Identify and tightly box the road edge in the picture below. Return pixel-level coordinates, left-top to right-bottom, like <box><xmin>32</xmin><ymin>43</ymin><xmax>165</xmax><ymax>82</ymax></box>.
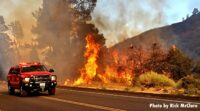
<box><xmin>58</xmin><ymin>86</ymin><xmax>200</xmax><ymax>101</ymax></box>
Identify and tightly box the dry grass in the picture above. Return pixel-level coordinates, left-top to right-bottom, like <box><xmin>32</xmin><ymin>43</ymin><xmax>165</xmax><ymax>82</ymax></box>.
<box><xmin>137</xmin><ymin>71</ymin><xmax>176</xmax><ymax>88</ymax></box>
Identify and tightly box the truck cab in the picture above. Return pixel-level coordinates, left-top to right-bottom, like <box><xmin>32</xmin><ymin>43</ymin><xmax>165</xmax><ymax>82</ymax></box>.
<box><xmin>7</xmin><ymin>62</ymin><xmax>57</xmax><ymax>96</ymax></box>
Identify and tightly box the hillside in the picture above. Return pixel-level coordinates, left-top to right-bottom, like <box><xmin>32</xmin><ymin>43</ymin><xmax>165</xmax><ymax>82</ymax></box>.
<box><xmin>111</xmin><ymin>13</ymin><xmax>200</xmax><ymax>59</ymax></box>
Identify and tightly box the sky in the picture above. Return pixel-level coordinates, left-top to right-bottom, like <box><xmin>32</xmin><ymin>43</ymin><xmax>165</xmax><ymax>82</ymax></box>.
<box><xmin>91</xmin><ymin>0</ymin><xmax>200</xmax><ymax>47</ymax></box>
<box><xmin>0</xmin><ymin>0</ymin><xmax>199</xmax><ymax>47</ymax></box>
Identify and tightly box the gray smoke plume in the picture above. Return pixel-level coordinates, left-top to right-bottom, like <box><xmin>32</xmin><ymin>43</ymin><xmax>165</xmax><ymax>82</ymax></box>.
<box><xmin>32</xmin><ymin>0</ymin><xmax>95</xmax><ymax>83</ymax></box>
<box><xmin>0</xmin><ymin>0</ymin><xmax>101</xmax><ymax>83</ymax></box>
<box><xmin>91</xmin><ymin>0</ymin><xmax>167</xmax><ymax>47</ymax></box>
<box><xmin>0</xmin><ymin>16</ymin><xmax>16</xmax><ymax>80</ymax></box>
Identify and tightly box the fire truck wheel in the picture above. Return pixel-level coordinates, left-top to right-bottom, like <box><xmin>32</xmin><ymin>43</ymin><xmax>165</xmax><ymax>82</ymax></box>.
<box><xmin>20</xmin><ymin>86</ymin><xmax>28</xmax><ymax>97</ymax></box>
<box><xmin>48</xmin><ymin>88</ymin><xmax>56</xmax><ymax>95</ymax></box>
<box><xmin>8</xmin><ymin>85</ymin><xmax>15</xmax><ymax>95</ymax></box>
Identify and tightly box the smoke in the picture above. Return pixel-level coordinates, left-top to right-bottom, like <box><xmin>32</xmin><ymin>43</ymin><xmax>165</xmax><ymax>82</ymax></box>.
<box><xmin>0</xmin><ymin>16</ymin><xmax>15</xmax><ymax>79</ymax></box>
<box><xmin>0</xmin><ymin>0</ymin><xmax>42</xmax><ymax>79</ymax></box>
<box><xmin>0</xmin><ymin>0</ymin><xmax>99</xmax><ymax>82</ymax></box>
<box><xmin>91</xmin><ymin>0</ymin><xmax>168</xmax><ymax>47</ymax></box>
<box><xmin>0</xmin><ymin>0</ymin><xmax>42</xmax><ymax>40</ymax></box>
<box><xmin>0</xmin><ymin>0</ymin><xmax>168</xmax><ymax>81</ymax></box>
<box><xmin>32</xmin><ymin>0</ymin><xmax>87</xmax><ymax>83</ymax></box>
<box><xmin>0</xmin><ymin>0</ymin><xmax>43</xmax><ymax>63</ymax></box>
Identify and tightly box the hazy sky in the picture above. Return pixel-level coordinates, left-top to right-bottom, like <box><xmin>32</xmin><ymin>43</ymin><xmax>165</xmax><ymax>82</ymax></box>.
<box><xmin>0</xmin><ymin>0</ymin><xmax>199</xmax><ymax>47</ymax></box>
<box><xmin>91</xmin><ymin>0</ymin><xmax>200</xmax><ymax>46</ymax></box>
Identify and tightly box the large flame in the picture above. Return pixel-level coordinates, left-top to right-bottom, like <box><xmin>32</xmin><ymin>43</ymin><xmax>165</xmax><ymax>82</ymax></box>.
<box><xmin>99</xmin><ymin>51</ymin><xmax>133</xmax><ymax>85</ymax></box>
<box><xmin>65</xmin><ymin>34</ymin><xmax>133</xmax><ymax>86</ymax></box>
<box><xmin>74</xmin><ymin>34</ymin><xmax>100</xmax><ymax>85</ymax></box>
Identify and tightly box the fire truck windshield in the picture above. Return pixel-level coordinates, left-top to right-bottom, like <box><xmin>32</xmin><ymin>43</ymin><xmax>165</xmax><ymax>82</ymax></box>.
<box><xmin>21</xmin><ymin>65</ymin><xmax>48</xmax><ymax>72</ymax></box>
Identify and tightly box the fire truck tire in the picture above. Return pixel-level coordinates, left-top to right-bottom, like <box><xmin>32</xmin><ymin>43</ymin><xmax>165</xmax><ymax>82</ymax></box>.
<box><xmin>20</xmin><ymin>86</ymin><xmax>28</xmax><ymax>97</ymax></box>
<box><xmin>8</xmin><ymin>84</ymin><xmax>15</xmax><ymax>95</ymax></box>
<box><xmin>48</xmin><ymin>88</ymin><xmax>56</xmax><ymax>95</ymax></box>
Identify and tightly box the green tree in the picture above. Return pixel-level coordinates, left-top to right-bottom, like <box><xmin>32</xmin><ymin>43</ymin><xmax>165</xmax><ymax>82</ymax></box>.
<box><xmin>193</xmin><ymin>61</ymin><xmax>200</xmax><ymax>74</ymax></box>
<box><xmin>192</xmin><ymin>8</ymin><xmax>199</xmax><ymax>15</ymax></box>
<box><xmin>166</xmin><ymin>46</ymin><xmax>192</xmax><ymax>80</ymax></box>
<box><xmin>144</xmin><ymin>43</ymin><xmax>166</xmax><ymax>74</ymax></box>
<box><xmin>32</xmin><ymin>0</ymin><xmax>105</xmax><ymax>81</ymax></box>
<box><xmin>69</xmin><ymin>0</ymin><xmax>97</xmax><ymax>21</ymax></box>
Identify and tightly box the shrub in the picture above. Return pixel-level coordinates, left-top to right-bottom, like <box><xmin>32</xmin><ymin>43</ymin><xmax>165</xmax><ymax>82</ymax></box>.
<box><xmin>176</xmin><ymin>79</ymin><xmax>183</xmax><ymax>89</ymax></box>
<box><xmin>165</xmin><ymin>47</ymin><xmax>192</xmax><ymax>80</ymax></box>
<box><xmin>177</xmin><ymin>75</ymin><xmax>200</xmax><ymax>95</ymax></box>
<box><xmin>193</xmin><ymin>61</ymin><xmax>200</xmax><ymax>74</ymax></box>
<box><xmin>185</xmin><ymin>85</ymin><xmax>198</xmax><ymax>95</ymax></box>
<box><xmin>137</xmin><ymin>71</ymin><xmax>176</xmax><ymax>88</ymax></box>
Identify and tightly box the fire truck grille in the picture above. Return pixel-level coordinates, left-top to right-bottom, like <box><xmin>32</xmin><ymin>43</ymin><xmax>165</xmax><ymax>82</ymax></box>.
<box><xmin>31</xmin><ymin>75</ymin><xmax>50</xmax><ymax>82</ymax></box>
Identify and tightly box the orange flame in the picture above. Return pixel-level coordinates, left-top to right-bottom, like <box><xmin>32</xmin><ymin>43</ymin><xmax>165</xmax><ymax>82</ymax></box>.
<box><xmin>65</xmin><ymin>34</ymin><xmax>134</xmax><ymax>86</ymax></box>
<box><xmin>99</xmin><ymin>51</ymin><xmax>133</xmax><ymax>85</ymax></box>
<box><xmin>74</xmin><ymin>34</ymin><xmax>100</xmax><ymax>85</ymax></box>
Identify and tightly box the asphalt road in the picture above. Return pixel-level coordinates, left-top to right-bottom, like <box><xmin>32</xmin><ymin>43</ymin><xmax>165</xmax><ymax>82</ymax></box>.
<box><xmin>0</xmin><ymin>83</ymin><xmax>200</xmax><ymax>111</ymax></box>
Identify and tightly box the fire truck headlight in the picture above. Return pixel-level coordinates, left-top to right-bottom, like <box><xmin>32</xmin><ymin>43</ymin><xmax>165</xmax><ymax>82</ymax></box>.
<box><xmin>24</xmin><ymin>77</ymin><xmax>30</xmax><ymax>83</ymax></box>
<box><xmin>51</xmin><ymin>75</ymin><xmax>56</xmax><ymax>81</ymax></box>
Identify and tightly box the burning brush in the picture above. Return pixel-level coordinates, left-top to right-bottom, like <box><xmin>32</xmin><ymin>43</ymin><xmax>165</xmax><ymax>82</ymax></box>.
<box><xmin>74</xmin><ymin>33</ymin><xmax>100</xmax><ymax>85</ymax></box>
<box><xmin>65</xmin><ymin>33</ymin><xmax>134</xmax><ymax>86</ymax></box>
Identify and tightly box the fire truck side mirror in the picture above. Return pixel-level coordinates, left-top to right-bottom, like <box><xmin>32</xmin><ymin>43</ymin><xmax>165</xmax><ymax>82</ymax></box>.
<box><xmin>49</xmin><ymin>69</ymin><xmax>54</xmax><ymax>73</ymax></box>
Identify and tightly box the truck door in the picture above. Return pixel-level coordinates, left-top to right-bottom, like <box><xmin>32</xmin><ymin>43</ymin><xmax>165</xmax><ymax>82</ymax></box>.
<box><xmin>12</xmin><ymin>67</ymin><xmax>21</xmax><ymax>88</ymax></box>
<box><xmin>8</xmin><ymin>68</ymin><xmax>14</xmax><ymax>85</ymax></box>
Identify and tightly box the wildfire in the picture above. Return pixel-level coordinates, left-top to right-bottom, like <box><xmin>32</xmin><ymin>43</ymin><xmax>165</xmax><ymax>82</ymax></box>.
<box><xmin>64</xmin><ymin>79</ymin><xmax>70</xmax><ymax>86</ymax></box>
<box><xmin>66</xmin><ymin>34</ymin><xmax>134</xmax><ymax>86</ymax></box>
<box><xmin>100</xmin><ymin>51</ymin><xmax>133</xmax><ymax>85</ymax></box>
<box><xmin>74</xmin><ymin>34</ymin><xmax>100</xmax><ymax>85</ymax></box>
